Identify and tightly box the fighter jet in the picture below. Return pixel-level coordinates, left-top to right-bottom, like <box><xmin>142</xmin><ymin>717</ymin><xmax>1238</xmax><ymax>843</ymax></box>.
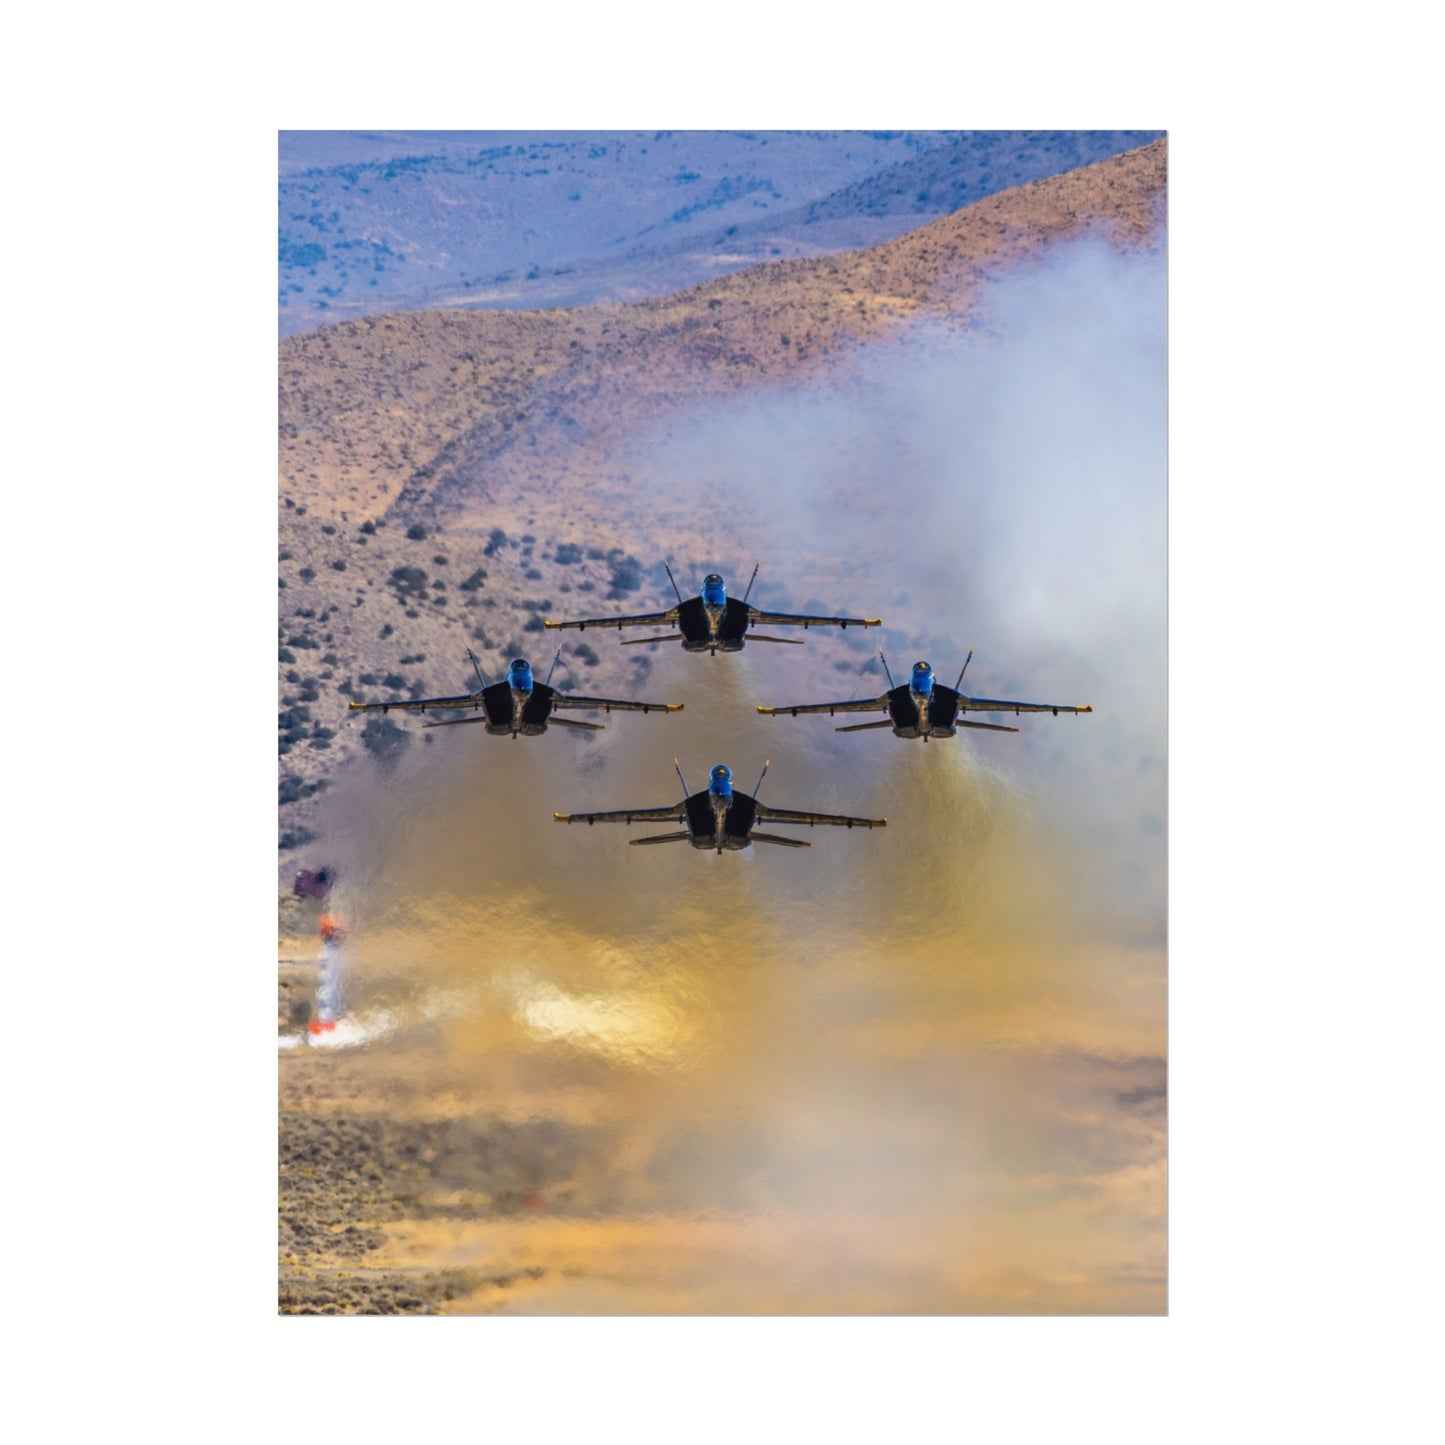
<box><xmin>543</xmin><ymin>562</ymin><xmax>881</xmax><ymax>654</ymax></box>
<box><xmin>346</xmin><ymin>649</ymin><xmax>683</xmax><ymax>737</ymax></box>
<box><xmin>553</xmin><ymin>760</ymin><xmax>887</xmax><ymax>852</ymax></box>
<box><xmin>757</xmin><ymin>648</ymin><xmax>1093</xmax><ymax>741</ymax></box>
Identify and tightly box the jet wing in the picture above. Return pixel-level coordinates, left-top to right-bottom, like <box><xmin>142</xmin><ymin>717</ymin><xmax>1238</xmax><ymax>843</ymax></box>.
<box><xmin>747</xmin><ymin>607</ymin><xmax>881</xmax><ymax>630</ymax></box>
<box><xmin>958</xmin><ymin>694</ymin><xmax>1094</xmax><ymax>716</ymax></box>
<box><xmin>554</xmin><ymin>694</ymin><xmax>684</xmax><ymax>715</ymax></box>
<box><xmin>757</xmin><ymin>694</ymin><xmax>888</xmax><ymax>718</ymax></box>
<box><xmin>553</xmin><ymin>804</ymin><xmax>688</xmax><ymax>825</ymax></box>
<box><xmin>347</xmin><ymin>692</ymin><xmax>480</xmax><ymax>714</ymax></box>
<box><xmin>754</xmin><ymin>803</ymin><xmax>887</xmax><ymax>829</ymax></box>
<box><xmin>544</xmin><ymin>608</ymin><xmax>680</xmax><ymax>632</ymax></box>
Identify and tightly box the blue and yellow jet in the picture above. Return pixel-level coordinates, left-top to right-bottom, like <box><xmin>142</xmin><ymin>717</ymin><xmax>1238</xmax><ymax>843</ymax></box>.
<box><xmin>554</xmin><ymin>760</ymin><xmax>886</xmax><ymax>852</ymax></box>
<box><xmin>544</xmin><ymin>562</ymin><xmax>881</xmax><ymax>654</ymax></box>
<box><xmin>347</xmin><ymin>650</ymin><xmax>683</xmax><ymax>737</ymax></box>
<box><xmin>758</xmin><ymin>648</ymin><xmax>1092</xmax><ymax>741</ymax></box>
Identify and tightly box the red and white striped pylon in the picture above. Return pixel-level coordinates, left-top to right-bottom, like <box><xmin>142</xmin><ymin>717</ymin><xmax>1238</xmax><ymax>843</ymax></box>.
<box><xmin>307</xmin><ymin>913</ymin><xmax>345</xmax><ymax>1036</ymax></box>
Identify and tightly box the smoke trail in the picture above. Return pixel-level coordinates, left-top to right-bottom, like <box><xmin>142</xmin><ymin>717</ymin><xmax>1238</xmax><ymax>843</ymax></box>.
<box><xmin>305</xmin><ymin>236</ymin><xmax>1166</xmax><ymax>1313</ymax></box>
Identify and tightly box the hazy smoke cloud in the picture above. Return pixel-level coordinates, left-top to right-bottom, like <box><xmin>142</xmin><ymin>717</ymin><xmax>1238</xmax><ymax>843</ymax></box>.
<box><xmin>309</xmin><ymin>237</ymin><xmax>1166</xmax><ymax>1313</ymax></box>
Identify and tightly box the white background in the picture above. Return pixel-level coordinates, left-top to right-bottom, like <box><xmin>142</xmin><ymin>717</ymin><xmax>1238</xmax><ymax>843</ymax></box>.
<box><xmin>6</xmin><ymin>4</ymin><xmax>1437</xmax><ymax>1440</ymax></box>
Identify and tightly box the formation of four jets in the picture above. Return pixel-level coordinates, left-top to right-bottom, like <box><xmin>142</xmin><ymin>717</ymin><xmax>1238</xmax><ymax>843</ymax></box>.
<box><xmin>348</xmin><ymin>565</ymin><xmax>1092</xmax><ymax>854</ymax></box>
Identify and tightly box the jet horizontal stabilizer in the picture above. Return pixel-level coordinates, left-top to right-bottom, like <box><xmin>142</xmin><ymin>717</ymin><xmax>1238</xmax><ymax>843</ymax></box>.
<box><xmin>627</xmin><ymin>831</ymin><xmax>694</xmax><ymax>846</ymax></box>
<box><xmin>836</xmin><ymin>719</ymin><xmax>896</xmax><ymax>733</ymax></box>
<box><xmin>749</xmin><ymin>832</ymin><xmax>812</xmax><ymax>848</ymax></box>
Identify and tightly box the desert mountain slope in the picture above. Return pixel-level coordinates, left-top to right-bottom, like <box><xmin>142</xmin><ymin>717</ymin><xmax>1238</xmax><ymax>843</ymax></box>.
<box><xmin>279</xmin><ymin>130</ymin><xmax>1159</xmax><ymax>332</ymax></box>
<box><xmin>276</xmin><ymin>138</ymin><xmax>1165</xmax><ymax>867</ymax></box>
<box><xmin>281</xmin><ymin>139</ymin><xmax>1164</xmax><ymax>523</ymax></box>
<box><xmin>279</xmin><ymin>131</ymin><xmax>965</xmax><ymax>334</ymax></box>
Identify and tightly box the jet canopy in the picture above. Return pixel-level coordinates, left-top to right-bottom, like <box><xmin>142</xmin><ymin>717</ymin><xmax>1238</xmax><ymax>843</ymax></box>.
<box><xmin>701</xmin><ymin>574</ymin><xmax>727</xmax><ymax>607</ymax></box>
<box><xmin>708</xmin><ymin>763</ymin><xmax>734</xmax><ymax>798</ymax></box>
<box><xmin>508</xmin><ymin>658</ymin><xmax>534</xmax><ymax>692</ymax></box>
<box><xmin>911</xmin><ymin>661</ymin><xmax>935</xmax><ymax>694</ymax></box>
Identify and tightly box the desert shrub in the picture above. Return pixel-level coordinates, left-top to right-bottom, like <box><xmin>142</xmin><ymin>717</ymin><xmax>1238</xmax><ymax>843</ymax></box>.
<box><xmin>573</xmin><ymin>642</ymin><xmax>600</xmax><ymax>667</ymax></box>
<box><xmin>279</xmin><ymin>774</ymin><xmax>330</xmax><ymax>806</ymax></box>
<box><xmin>525</xmin><ymin>567</ymin><xmax>542</xmax><ymax>580</ymax></box>
<box><xmin>298</xmin><ymin>566</ymin><xmax>316</xmax><ymax>581</ymax></box>
<box><xmin>399</xmin><ymin>654</ymin><xmax>426</xmax><ymax>665</ymax></box>
<box><xmin>388</xmin><ymin>566</ymin><xmax>428</xmax><ymax>597</ymax></box>
<box><xmin>606</xmin><ymin>555</ymin><xmax>644</xmax><ymax>598</ymax></box>
<box><xmin>360</xmin><ymin>520</ymin><xmax>376</xmax><ymax>535</ymax></box>
<box><xmin>383</xmin><ymin>673</ymin><xmax>405</xmax><ymax>691</ymax></box>
<box><xmin>361</xmin><ymin>717</ymin><xmax>409</xmax><ymax>768</ymax></box>
<box><xmin>460</xmin><ymin>568</ymin><xmax>487</xmax><ymax>591</ymax></box>
<box><xmin>278</xmin><ymin>647</ymin><xmax>296</xmax><ymax>663</ymax></box>
<box><xmin>553</xmin><ymin>543</ymin><xmax>583</xmax><ymax>566</ymax></box>
<box><xmin>432</xmin><ymin>555</ymin><xmax>448</xmax><ymax>566</ymax></box>
<box><xmin>483</xmin><ymin>527</ymin><xmax>507</xmax><ymax>557</ymax></box>
<box><xmin>406</xmin><ymin>523</ymin><xmax>427</xmax><ymax>541</ymax></box>
<box><xmin>279</xmin><ymin>826</ymin><xmax>317</xmax><ymax>852</ymax></box>
<box><xmin>379</xmin><ymin>623</ymin><xmax>393</xmax><ymax>638</ymax></box>
<box><xmin>330</xmin><ymin>560</ymin><xmax>346</xmax><ymax>572</ymax></box>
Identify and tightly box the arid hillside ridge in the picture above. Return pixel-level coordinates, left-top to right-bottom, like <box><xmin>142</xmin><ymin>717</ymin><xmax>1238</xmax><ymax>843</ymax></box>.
<box><xmin>276</xmin><ymin>139</ymin><xmax>1166</xmax><ymax>882</ymax></box>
